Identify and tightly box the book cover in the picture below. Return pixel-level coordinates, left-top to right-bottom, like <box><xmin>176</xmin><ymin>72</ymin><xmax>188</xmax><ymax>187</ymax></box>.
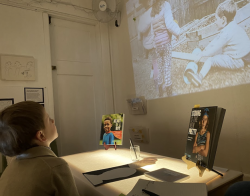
<box><xmin>185</xmin><ymin>106</ymin><xmax>226</xmax><ymax>170</ymax></box>
<box><xmin>99</xmin><ymin>113</ymin><xmax>124</xmax><ymax>145</ymax></box>
<box><xmin>145</xmin><ymin>168</ymin><xmax>190</xmax><ymax>182</ymax></box>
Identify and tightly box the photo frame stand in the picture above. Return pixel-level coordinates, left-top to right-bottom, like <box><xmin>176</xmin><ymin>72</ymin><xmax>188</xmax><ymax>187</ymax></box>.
<box><xmin>103</xmin><ymin>142</ymin><xmax>117</xmax><ymax>150</ymax></box>
<box><xmin>181</xmin><ymin>156</ymin><xmax>223</xmax><ymax>177</ymax></box>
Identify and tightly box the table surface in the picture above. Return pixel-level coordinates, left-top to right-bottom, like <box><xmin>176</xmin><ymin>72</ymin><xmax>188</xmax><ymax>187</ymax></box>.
<box><xmin>61</xmin><ymin>148</ymin><xmax>243</xmax><ymax>196</ymax></box>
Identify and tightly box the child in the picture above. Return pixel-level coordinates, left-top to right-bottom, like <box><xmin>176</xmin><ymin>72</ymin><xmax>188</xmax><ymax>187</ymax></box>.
<box><xmin>150</xmin><ymin>0</ymin><xmax>180</xmax><ymax>96</ymax></box>
<box><xmin>192</xmin><ymin>109</ymin><xmax>210</xmax><ymax>160</ymax></box>
<box><xmin>137</xmin><ymin>1</ymin><xmax>159</xmax><ymax>90</ymax></box>
<box><xmin>188</xmin><ymin>0</ymin><xmax>250</xmax><ymax>87</ymax></box>
<box><xmin>102</xmin><ymin>116</ymin><xmax>114</xmax><ymax>145</ymax></box>
<box><xmin>0</xmin><ymin>101</ymin><xmax>79</xmax><ymax>196</ymax></box>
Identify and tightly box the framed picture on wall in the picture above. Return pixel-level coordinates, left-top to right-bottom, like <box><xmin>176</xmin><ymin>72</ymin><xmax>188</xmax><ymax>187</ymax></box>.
<box><xmin>0</xmin><ymin>98</ymin><xmax>14</xmax><ymax>111</ymax></box>
<box><xmin>0</xmin><ymin>55</ymin><xmax>36</xmax><ymax>81</ymax></box>
<box><xmin>24</xmin><ymin>87</ymin><xmax>44</xmax><ymax>103</ymax></box>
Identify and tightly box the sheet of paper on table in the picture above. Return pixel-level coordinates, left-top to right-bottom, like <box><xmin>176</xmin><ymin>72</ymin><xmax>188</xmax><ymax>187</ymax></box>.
<box><xmin>83</xmin><ymin>164</ymin><xmax>147</xmax><ymax>186</ymax></box>
<box><xmin>127</xmin><ymin>179</ymin><xmax>207</xmax><ymax>196</ymax></box>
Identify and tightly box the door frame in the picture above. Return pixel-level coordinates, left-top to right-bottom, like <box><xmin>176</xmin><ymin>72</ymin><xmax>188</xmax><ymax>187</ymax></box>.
<box><xmin>43</xmin><ymin>12</ymin><xmax>115</xmax><ymax>155</ymax></box>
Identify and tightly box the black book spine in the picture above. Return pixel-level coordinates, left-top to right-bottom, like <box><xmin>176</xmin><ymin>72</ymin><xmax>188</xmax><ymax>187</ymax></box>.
<box><xmin>202</xmin><ymin>106</ymin><xmax>217</xmax><ymax>169</ymax></box>
<box><xmin>207</xmin><ymin>107</ymin><xmax>226</xmax><ymax>170</ymax></box>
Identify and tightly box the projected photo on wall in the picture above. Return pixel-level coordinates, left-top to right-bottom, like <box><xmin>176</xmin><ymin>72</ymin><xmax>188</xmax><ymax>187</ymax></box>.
<box><xmin>125</xmin><ymin>0</ymin><xmax>250</xmax><ymax>99</ymax></box>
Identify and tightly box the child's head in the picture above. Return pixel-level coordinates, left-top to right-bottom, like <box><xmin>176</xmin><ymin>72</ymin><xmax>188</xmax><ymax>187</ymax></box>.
<box><xmin>150</xmin><ymin>0</ymin><xmax>166</xmax><ymax>17</ymax></box>
<box><xmin>0</xmin><ymin>101</ymin><xmax>57</xmax><ymax>157</ymax></box>
<box><xmin>104</xmin><ymin>117</ymin><xmax>112</xmax><ymax>133</ymax></box>
<box><xmin>199</xmin><ymin>113</ymin><xmax>209</xmax><ymax>129</ymax></box>
<box><xmin>215</xmin><ymin>0</ymin><xmax>237</xmax><ymax>30</ymax></box>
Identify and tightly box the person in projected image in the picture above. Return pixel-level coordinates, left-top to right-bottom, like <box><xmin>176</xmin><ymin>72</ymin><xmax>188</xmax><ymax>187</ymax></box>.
<box><xmin>150</xmin><ymin>0</ymin><xmax>180</xmax><ymax>97</ymax></box>
<box><xmin>137</xmin><ymin>0</ymin><xmax>154</xmax><ymax>59</ymax></box>
<box><xmin>192</xmin><ymin>108</ymin><xmax>210</xmax><ymax>162</ymax></box>
<box><xmin>138</xmin><ymin>0</ymin><xmax>159</xmax><ymax>91</ymax></box>
<box><xmin>0</xmin><ymin>101</ymin><xmax>79</xmax><ymax>196</ymax></box>
<box><xmin>102</xmin><ymin>116</ymin><xmax>115</xmax><ymax>145</ymax></box>
<box><xmin>187</xmin><ymin>0</ymin><xmax>250</xmax><ymax>87</ymax></box>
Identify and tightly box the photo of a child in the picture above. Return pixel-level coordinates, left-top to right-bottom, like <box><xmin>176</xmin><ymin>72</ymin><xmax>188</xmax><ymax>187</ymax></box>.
<box><xmin>102</xmin><ymin>117</ymin><xmax>115</xmax><ymax>145</ymax></box>
<box><xmin>150</xmin><ymin>0</ymin><xmax>180</xmax><ymax>97</ymax></box>
<box><xmin>126</xmin><ymin>0</ymin><xmax>250</xmax><ymax>99</ymax></box>
<box><xmin>99</xmin><ymin>113</ymin><xmax>124</xmax><ymax>146</ymax></box>
<box><xmin>192</xmin><ymin>108</ymin><xmax>210</xmax><ymax>160</ymax></box>
<box><xmin>187</xmin><ymin>0</ymin><xmax>250</xmax><ymax>87</ymax></box>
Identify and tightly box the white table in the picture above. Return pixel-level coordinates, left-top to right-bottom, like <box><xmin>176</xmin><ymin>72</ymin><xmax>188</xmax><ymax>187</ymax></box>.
<box><xmin>61</xmin><ymin>149</ymin><xmax>243</xmax><ymax>196</ymax></box>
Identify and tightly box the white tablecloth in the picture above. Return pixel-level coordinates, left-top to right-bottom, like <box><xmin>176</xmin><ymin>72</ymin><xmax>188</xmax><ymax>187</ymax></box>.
<box><xmin>61</xmin><ymin>148</ymin><xmax>242</xmax><ymax>196</ymax></box>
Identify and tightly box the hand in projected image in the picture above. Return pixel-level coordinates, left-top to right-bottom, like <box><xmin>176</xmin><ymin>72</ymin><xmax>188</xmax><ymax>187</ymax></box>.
<box><xmin>129</xmin><ymin>157</ymin><xmax>158</xmax><ymax>169</ymax></box>
<box><xmin>194</xmin><ymin>53</ymin><xmax>203</xmax><ymax>63</ymax></box>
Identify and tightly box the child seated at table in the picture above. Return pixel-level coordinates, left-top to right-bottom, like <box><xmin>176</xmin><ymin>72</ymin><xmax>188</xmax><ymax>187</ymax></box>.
<box><xmin>187</xmin><ymin>0</ymin><xmax>250</xmax><ymax>87</ymax></box>
<box><xmin>0</xmin><ymin>101</ymin><xmax>79</xmax><ymax>196</ymax></box>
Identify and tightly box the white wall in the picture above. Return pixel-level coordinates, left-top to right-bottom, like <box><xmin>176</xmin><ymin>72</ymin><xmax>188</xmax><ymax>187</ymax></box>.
<box><xmin>109</xmin><ymin>1</ymin><xmax>250</xmax><ymax>180</ymax></box>
<box><xmin>0</xmin><ymin>0</ymin><xmax>113</xmax><ymax>170</ymax></box>
<box><xmin>0</xmin><ymin>0</ymin><xmax>94</xmax><ymax>20</ymax></box>
<box><xmin>0</xmin><ymin>3</ymin><xmax>53</xmax><ymax>172</ymax></box>
<box><xmin>0</xmin><ymin>6</ymin><xmax>54</xmax><ymax>114</ymax></box>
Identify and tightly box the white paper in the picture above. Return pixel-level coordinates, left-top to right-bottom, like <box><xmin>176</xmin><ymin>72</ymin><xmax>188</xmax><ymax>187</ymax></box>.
<box><xmin>24</xmin><ymin>88</ymin><xmax>44</xmax><ymax>102</ymax></box>
<box><xmin>127</xmin><ymin>179</ymin><xmax>207</xmax><ymax>196</ymax></box>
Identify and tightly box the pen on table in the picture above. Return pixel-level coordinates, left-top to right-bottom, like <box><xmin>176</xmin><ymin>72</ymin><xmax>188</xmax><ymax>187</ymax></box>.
<box><xmin>142</xmin><ymin>189</ymin><xmax>159</xmax><ymax>196</ymax></box>
<box><xmin>129</xmin><ymin>138</ymin><xmax>137</xmax><ymax>160</ymax></box>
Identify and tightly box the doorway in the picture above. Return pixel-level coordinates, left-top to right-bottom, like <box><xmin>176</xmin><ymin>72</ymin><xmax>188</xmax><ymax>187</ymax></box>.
<box><xmin>50</xmin><ymin>18</ymin><xmax>107</xmax><ymax>156</ymax></box>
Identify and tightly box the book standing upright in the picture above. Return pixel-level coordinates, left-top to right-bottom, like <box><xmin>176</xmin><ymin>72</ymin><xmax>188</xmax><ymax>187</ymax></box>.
<box><xmin>185</xmin><ymin>106</ymin><xmax>226</xmax><ymax>170</ymax></box>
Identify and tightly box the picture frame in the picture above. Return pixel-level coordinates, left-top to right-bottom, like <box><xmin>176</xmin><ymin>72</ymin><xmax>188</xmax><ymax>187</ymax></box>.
<box><xmin>0</xmin><ymin>98</ymin><xmax>14</xmax><ymax>111</ymax></box>
<box><xmin>24</xmin><ymin>87</ymin><xmax>44</xmax><ymax>103</ymax></box>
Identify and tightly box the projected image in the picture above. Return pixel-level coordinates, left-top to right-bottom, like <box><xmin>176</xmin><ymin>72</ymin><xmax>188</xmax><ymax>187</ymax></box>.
<box><xmin>126</xmin><ymin>0</ymin><xmax>250</xmax><ymax>99</ymax></box>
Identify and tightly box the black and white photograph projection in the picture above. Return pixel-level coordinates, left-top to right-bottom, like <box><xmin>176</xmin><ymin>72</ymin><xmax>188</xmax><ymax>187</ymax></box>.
<box><xmin>126</xmin><ymin>0</ymin><xmax>250</xmax><ymax>99</ymax></box>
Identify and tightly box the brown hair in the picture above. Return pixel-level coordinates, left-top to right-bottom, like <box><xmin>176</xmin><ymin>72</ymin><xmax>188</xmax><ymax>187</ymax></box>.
<box><xmin>216</xmin><ymin>0</ymin><xmax>237</xmax><ymax>23</ymax></box>
<box><xmin>0</xmin><ymin>101</ymin><xmax>45</xmax><ymax>156</ymax></box>
<box><xmin>104</xmin><ymin>116</ymin><xmax>112</xmax><ymax>124</ymax></box>
<box><xmin>151</xmin><ymin>0</ymin><xmax>166</xmax><ymax>17</ymax></box>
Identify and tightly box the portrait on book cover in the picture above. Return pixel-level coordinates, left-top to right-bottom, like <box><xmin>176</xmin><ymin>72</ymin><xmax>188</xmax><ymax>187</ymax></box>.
<box><xmin>186</xmin><ymin>107</ymin><xmax>216</xmax><ymax>166</ymax></box>
<box><xmin>185</xmin><ymin>106</ymin><xmax>225</xmax><ymax>169</ymax></box>
<box><xmin>99</xmin><ymin>113</ymin><xmax>124</xmax><ymax>145</ymax></box>
<box><xmin>192</xmin><ymin>108</ymin><xmax>211</xmax><ymax>161</ymax></box>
